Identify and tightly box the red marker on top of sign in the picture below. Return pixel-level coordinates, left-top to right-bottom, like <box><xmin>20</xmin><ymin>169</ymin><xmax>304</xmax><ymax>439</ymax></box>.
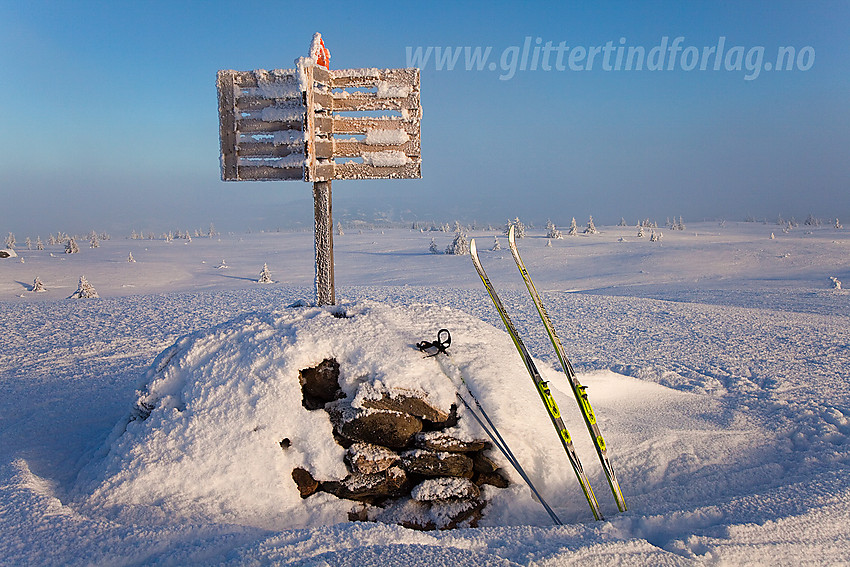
<box><xmin>310</xmin><ymin>33</ymin><xmax>330</xmax><ymax>69</ymax></box>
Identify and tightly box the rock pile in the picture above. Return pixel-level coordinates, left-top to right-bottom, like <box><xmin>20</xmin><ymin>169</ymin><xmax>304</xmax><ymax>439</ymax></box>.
<box><xmin>290</xmin><ymin>358</ymin><xmax>510</xmax><ymax>530</ymax></box>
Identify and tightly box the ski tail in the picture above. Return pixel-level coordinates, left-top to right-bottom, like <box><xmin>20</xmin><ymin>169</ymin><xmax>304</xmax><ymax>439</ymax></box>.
<box><xmin>469</xmin><ymin>238</ymin><xmax>603</xmax><ymax>521</ymax></box>
<box><xmin>507</xmin><ymin>225</ymin><xmax>627</xmax><ymax>512</ymax></box>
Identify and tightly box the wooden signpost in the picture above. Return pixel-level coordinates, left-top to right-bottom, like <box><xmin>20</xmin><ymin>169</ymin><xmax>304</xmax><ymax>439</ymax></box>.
<box><xmin>217</xmin><ymin>34</ymin><xmax>421</xmax><ymax>305</ymax></box>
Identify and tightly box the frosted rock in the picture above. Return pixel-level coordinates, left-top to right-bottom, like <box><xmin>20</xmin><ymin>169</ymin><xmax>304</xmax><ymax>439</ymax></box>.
<box><xmin>411</xmin><ymin>477</ymin><xmax>480</xmax><ymax>502</ymax></box>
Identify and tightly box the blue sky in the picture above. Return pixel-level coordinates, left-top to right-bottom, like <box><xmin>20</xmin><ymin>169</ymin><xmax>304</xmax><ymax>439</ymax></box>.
<box><xmin>1</xmin><ymin>0</ymin><xmax>848</xmax><ymax>235</ymax></box>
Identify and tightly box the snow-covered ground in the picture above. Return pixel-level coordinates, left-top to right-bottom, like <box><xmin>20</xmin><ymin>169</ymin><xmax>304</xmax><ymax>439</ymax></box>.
<box><xmin>1</xmin><ymin>221</ymin><xmax>849</xmax><ymax>566</ymax></box>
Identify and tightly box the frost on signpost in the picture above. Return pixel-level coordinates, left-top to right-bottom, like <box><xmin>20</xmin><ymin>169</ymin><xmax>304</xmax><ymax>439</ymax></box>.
<box><xmin>216</xmin><ymin>33</ymin><xmax>422</xmax><ymax>306</ymax></box>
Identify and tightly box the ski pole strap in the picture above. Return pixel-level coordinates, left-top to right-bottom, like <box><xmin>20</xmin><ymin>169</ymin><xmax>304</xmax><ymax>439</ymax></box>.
<box><xmin>417</xmin><ymin>329</ymin><xmax>451</xmax><ymax>357</ymax></box>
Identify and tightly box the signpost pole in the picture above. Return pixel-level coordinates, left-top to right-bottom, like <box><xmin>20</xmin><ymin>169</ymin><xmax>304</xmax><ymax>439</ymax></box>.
<box><xmin>313</xmin><ymin>179</ymin><xmax>335</xmax><ymax>306</ymax></box>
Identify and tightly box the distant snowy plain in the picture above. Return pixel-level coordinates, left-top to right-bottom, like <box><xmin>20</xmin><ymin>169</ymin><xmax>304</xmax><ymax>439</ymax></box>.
<box><xmin>1</xmin><ymin>222</ymin><xmax>849</xmax><ymax>566</ymax></box>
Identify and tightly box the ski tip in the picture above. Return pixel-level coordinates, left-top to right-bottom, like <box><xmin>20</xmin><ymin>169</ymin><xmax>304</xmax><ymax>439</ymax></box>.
<box><xmin>470</xmin><ymin>238</ymin><xmax>478</xmax><ymax>256</ymax></box>
<box><xmin>508</xmin><ymin>224</ymin><xmax>515</xmax><ymax>246</ymax></box>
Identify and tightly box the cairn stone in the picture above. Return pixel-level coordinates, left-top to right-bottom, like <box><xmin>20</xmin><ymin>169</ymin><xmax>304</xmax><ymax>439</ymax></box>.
<box><xmin>346</xmin><ymin>443</ymin><xmax>400</xmax><ymax>474</ymax></box>
<box><xmin>400</xmin><ymin>449</ymin><xmax>474</xmax><ymax>478</ymax></box>
<box><xmin>471</xmin><ymin>451</ymin><xmax>499</xmax><ymax>473</ymax></box>
<box><xmin>475</xmin><ymin>470</ymin><xmax>510</xmax><ymax>489</ymax></box>
<box><xmin>358</xmin><ymin>385</ymin><xmax>450</xmax><ymax>423</ymax></box>
<box><xmin>411</xmin><ymin>477</ymin><xmax>480</xmax><ymax>502</ymax></box>
<box><xmin>413</xmin><ymin>431</ymin><xmax>491</xmax><ymax>453</ymax></box>
<box><xmin>321</xmin><ymin>466</ymin><xmax>409</xmax><ymax>502</ymax></box>
<box><xmin>375</xmin><ymin>497</ymin><xmax>485</xmax><ymax>530</ymax></box>
<box><xmin>291</xmin><ymin>467</ymin><xmax>320</xmax><ymax>498</ymax></box>
<box><xmin>328</xmin><ymin>403</ymin><xmax>422</xmax><ymax>449</ymax></box>
<box><xmin>299</xmin><ymin>358</ymin><xmax>344</xmax><ymax>410</ymax></box>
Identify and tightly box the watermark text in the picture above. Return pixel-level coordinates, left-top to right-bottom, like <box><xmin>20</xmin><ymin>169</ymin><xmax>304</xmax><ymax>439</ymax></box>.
<box><xmin>406</xmin><ymin>36</ymin><xmax>815</xmax><ymax>81</ymax></box>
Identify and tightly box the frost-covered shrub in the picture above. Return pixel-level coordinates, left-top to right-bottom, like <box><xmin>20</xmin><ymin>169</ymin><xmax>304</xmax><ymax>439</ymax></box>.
<box><xmin>491</xmin><ymin>236</ymin><xmax>501</xmax><ymax>251</ymax></box>
<box><xmin>336</xmin><ymin>222</ymin><xmax>344</xmax><ymax>236</ymax></box>
<box><xmin>505</xmin><ymin>218</ymin><xmax>525</xmax><ymax>239</ymax></box>
<box><xmin>36</xmin><ymin>237</ymin><xmax>44</xmax><ymax>250</ymax></box>
<box><xmin>568</xmin><ymin>217</ymin><xmax>578</xmax><ymax>236</ymax></box>
<box><xmin>65</xmin><ymin>238</ymin><xmax>80</xmax><ymax>254</ymax></box>
<box><xmin>830</xmin><ymin>277</ymin><xmax>842</xmax><ymax>290</ymax></box>
<box><xmin>69</xmin><ymin>276</ymin><xmax>98</xmax><ymax>299</ymax></box>
<box><xmin>445</xmin><ymin>231</ymin><xmax>470</xmax><ymax>255</ymax></box>
<box><xmin>31</xmin><ymin>276</ymin><xmax>46</xmax><ymax>292</ymax></box>
<box><xmin>90</xmin><ymin>231</ymin><xmax>100</xmax><ymax>248</ymax></box>
<box><xmin>5</xmin><ymin>233</ymin><xmax>15</xmax><ymax>249</ymax></box>
<box><xmin>637</xmin><ymin>225</ymin><xmax>646</xmax><ymax>238</ymax></box>
<box><xmin>128</xmin><ymin>252</ymin><xmax>136</xmax><ymax>263</ymax></box>
<box><xmin>429</xmin><ymin>238</ymin><xmax>440</xmax><ymax>254</ymax></box>
<box><xmin>258</xmin><ymin>263</ymin><xmax>274</xmax><ymax>284</ymax></box>
<box><xmin>584</xmin><ymin>216</ymin><xmax>599</xmax><ymax>235</ymax></box>
<box><xmin>546</xmin><ymin>220</ymin><xmax>563</xmax><ymax>240</ymax></box>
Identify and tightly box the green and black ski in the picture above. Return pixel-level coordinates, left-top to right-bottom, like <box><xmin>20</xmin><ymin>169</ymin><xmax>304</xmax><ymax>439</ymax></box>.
<box><xmin>469</xmin><ymin>238</ymin><xmax>603</xmax><ymax>521</ymax></box>
<box><xmin>508</xmin><ymin>225</ymin><xmax>627</xmax><ymax>512</ymax></box>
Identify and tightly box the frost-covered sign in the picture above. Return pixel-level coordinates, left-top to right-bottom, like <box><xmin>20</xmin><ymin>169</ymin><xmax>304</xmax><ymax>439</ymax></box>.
<box><xmin>216</xmin><ymin>34</ymin><xmax>422</xmax><ymax>306</ymax></box>
<box><xmin>216</xmin><ymin>58</ymin><xmax>421</xmax><ymax>182</ymax></box>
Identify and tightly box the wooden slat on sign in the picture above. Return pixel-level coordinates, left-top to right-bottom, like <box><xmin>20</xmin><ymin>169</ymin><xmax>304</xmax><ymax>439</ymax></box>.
<box><xmin>330</xmin><ymin>116</ymin><xmax>419</xmax><ymax>136</ymax></box>
<box><xmin>330</xmin><ymin>68</ymin><xmax>419</xmax><ymax>88</ymax></box>
<box><xmin>232</xmin><ymin>165</ymin><xmax>306</xmax><ymax>181</ymax></box>
<box><xmin>236</xmin><ymin>143</ymin><xmax>303</xmax><ymax>158</ymax></box>
<box><xmin>331</xmin><ymin>94</ymin><xmax>419</xmax><ymax>112</ymax></box>
<box><xmin>333</xmin><ymin>162</ymin><xmax>421</xmax><ymax>180</ymax></box>
<box><xmin>332</xmin><ymin>139</ymin><xmax>420</xmax><ymax>158</ymax></box>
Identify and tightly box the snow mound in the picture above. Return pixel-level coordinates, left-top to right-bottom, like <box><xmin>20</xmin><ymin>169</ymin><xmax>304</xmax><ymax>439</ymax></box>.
<box><xmin>77</xmin><ymin>301</ymin><xmax>575</xmax><ymax>529</ymax></box>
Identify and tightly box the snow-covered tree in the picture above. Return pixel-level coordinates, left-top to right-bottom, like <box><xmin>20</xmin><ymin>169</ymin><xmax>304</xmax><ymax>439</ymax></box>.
<box><xmin>568</xmin><ymin>217</ymin><xmax>578</xmax><ymax>236</ymax></box>
<box><xmin>835</xmin><ymin>219</ymin><xmax>843</xmax><ymax>229</ymax></box>
<box><xmin>48</xmin><ymin>234</ymin><xmax>57</xmax><ymax>246</ymax></box>
<box><xmin>546</xmin><ymin>220</ymin><xmax>563</xmax><ymax>240</ymax></box>
<box><xmin>216</xmin><ymin>259</ymin><xmax>228</xmax><ymax>269</ymax></box>
<box><xmin>258</xmin><ymin>263</ymin><xmax>274</xmax><ymax>283</ymax></box>
<box><xmin>429</xmin><ymin>238</ymin><xmax>440</xmax><ymax>254</ymax></box>
<box><xmin>36</xmin><ymin>236</ymin><xmax>44</xmax><ymax>251</ymax></box>
<box><xmin>90</xmin><ymin>231</ymin><xmax>100</xmax><ymax>248</ymax></box>
<box><xmin>584</xmin><ymin>216</ymin><xmax>599</xmax><ymax>235</ymax></box>
<box><xmin>24</xmin><ymin>237</ymin><xmax>32</xmax><ymax>250</ymax></box>
<box><xmin>65</xmin><ymin>238</ymin><xmax>80</xmax><ymax>254</ymax></box>
<box><xmin>31</xmin><ymin>276</ymin><xmax>47</xmax><ymax>292</ymax></box>
<box><xmin>336</xmin><ymin>222</ymin><xmax>344</xmax><ymax>236</ymax></box>
<box><xmin>128</xmin><ymin>252</ymin><xmax>136</xmax><ymax>263</ymax></box>
<box><xmin>513</xmin><ymin>217</ymin><xmax>526</xmax><ymax>239</ymax></box>
<box><xmin>830</xmin><ymin>276</ymin><xmax>842</xmax><ymax>290</ymax></box>
<box><xmin>675</xmin><ymin>216</ymin><xmax>686</xmax><ymax>231</ymax></box>
<box><xmin>546</xmin><ymin>238</ymin><xmax>552</xmax><ymax>247</ymax></box>
<box><xmin>5</xmin><ymin>233</ymin><xmax>15</xmax><ymax>249</ymax></box>
<box><xmin>68</xmin><ymin>276</ymin><xmax>98</xmax><ymax>299</ymax></box>
<box><xmin>445</xmin><ymin>230</ymin><xmax>470</xmax><ymax>255</ymax></box>
<box><xmin>491</xmin><ymin>236</ymin><xmax>501</xmax><ymax>251</ymax></box>
<box><xmin>637</xmin><ymin>225</ymin><xmax>646</xmax><ymax>238</ymax></box>
<box><xmin>618</xmin><ymin>217</ymin><xmax>628</xmax><ymax>227</ymax></box>
<box><xmin>804</xmin><ymin>214</ymin><xmax>820</xmax><ymax>227</ymax></box>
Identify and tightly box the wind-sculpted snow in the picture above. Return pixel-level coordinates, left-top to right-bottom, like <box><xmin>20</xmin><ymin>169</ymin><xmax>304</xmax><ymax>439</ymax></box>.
<box><xmin>1</xmin><ymin>223</ymin><xmax>849</xmax><ymax>565</ymax></box>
